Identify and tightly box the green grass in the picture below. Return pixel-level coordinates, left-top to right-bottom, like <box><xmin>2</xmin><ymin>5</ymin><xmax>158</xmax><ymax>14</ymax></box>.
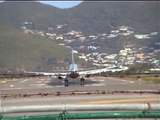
<box><xmin>124</xmin><ymin>75</ymin><xmax>160</xmax><ymax>84</ymax></box>
<box><xmin>140</xmin><ymin>77</ymin><xmax>160</xmax><ymax>84</ymax></box>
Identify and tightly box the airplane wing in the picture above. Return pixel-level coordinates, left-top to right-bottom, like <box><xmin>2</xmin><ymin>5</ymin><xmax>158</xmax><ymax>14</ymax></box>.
<box><xmin>26</xmin><ymin>66</ymin><xmax>128</xmax><ymax>78</ymax></box>
<box><xmin>26</xmin><ymin>71</ymin><xmax>68</xmax><ymax>76</ymax></box>
<box><xmin>23</xmin><ymin>48</ymin><xmax>128</xmax><ymax>79</ymax></box>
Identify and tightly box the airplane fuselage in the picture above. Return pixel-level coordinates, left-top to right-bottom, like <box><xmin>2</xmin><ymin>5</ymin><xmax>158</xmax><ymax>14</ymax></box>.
<box><xmin>67</xmin><ymin>71</ymin><xmax>80</xmax><ymax>79</ymax></box>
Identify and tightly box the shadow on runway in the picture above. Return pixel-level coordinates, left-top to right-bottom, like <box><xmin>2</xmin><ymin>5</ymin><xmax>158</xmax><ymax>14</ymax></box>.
<box><xmin>47</xmin><ymin>77</ymin><xmax>99</xmax><ymax>87</ymax></box>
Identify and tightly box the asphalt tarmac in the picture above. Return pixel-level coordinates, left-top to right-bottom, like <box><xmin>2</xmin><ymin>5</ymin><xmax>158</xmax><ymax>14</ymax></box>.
<box><xmin>0</xmin><ymin>76</ymin><xmax>159</xmax><ymax>94</ymax></box>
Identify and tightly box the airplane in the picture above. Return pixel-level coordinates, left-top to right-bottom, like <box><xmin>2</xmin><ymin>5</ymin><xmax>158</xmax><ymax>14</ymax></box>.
<box><xmin>56</xmin><ymin>49</ymin><xmax>91</xmax><ymax>80</ymax></box>
<box><xmin>25</xmin><ymin>48</ymin><xmax>128</xmax><ymax>83</ymax></box>
<box><xmin>26</xmin><ymin>48</ymin><xmax>91</xmax><ymax>80</ymax></box>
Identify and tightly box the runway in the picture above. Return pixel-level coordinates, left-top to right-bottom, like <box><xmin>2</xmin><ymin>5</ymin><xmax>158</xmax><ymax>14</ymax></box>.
<box><xmin>0</xmin><ymin>76</ymin><xmax>159</xmax><ymax>105</ymax></box>
<box><xmin>0</xmin><ymin>76</ymin><xmax>159</xmax><ymax>94</ymax></box>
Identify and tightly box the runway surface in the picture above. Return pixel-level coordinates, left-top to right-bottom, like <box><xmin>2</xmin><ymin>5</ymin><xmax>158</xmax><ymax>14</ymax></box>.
<box><xmin>0</xmin><ymin>76</ymin><xmax>160</xmax><ymax>94</ymax></box>
<box><xmin>0</xmin><ymin>76</ymin><xmax>159</xmax><ymax>106</ymax></box>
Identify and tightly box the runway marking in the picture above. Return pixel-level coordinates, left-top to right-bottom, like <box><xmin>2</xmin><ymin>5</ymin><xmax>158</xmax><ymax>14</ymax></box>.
<box><xmin>9</xmin><ymin>85</ymin><xmax>14</xmax><ymax>87</ymax></box>
<box><xmin>1</xmin><ymin>81</ymin><xmax>7</xmax><ymax>84</ymax></box>
<box><xmin>99</xmin><ymin>80</ymin><xmax>104</xmax><ymax>82</ymax></box>
<box><xmin>29</xmin><ymin>84</ymin><xmax>46</xmax><ymax>87</ymax></box>
<box><xmin>81</xmin><ymin>98</ymin><xmax>160</xmax><ymax>104</ymax></box>
<box><xmin>90</xmin><ymin>79</ymin><xmax>97</xmax><ymax>81</ymax></box>
<box><xmin>85</xmin><ymin>83</ymin><xmax>105</xmax><ymax>87</ymax></box>
<box><xmin>44</xmin><ymin>86</ymin><xmax>53</xmax><ymax>88</ymax></box>
<box><xmin>37</xmin><ymin>81</ymin><xmax>43</xmax><ymax>83</ymax></box>
<box><xmin>20</xmin><ymin>79</ymin><xmax>28</xmax><ymax>83</ymax></box>
<box><xmin>43</xmin><ymin>81</ymin><xmax>49</xmax><ymax>83</ymax></box>
<box><xmin>0</xmin><ymin>79</ymin><xmax>17</xmax><ymax>84</ymax></box>
<box><xmin>0</xmin><ymin>87</ymin><xmax>23</xmax><ymax>90</ymax></box>
<box><xmin>105</xmin><ymin>83</ymin><xmax>130</xmax><ymax>85</ymax></box>
<box><xmin>129</xmin><ymin>81</ymin><xmax>135</xmax><ymax>83</ymax></box>
<box><xmin>89</xmin><ymin>79</ymin><xmax>104</xmax><ymax>82</ymax></box>
<box><xmin>108</xmin><ymin>77</ymin><xmax>135</xmax><ymax>84</ymax></box>
<box><xmin>56</xmin><ymin>85</ymin><xmax>64</xmax><ymax>88</ymax></box>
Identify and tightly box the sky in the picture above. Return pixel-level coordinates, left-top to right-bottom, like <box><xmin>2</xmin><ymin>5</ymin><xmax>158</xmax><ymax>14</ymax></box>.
<box><xmin>0</xmin><ymin>1</ymin><xmax>83</xmax><ymax>9</ymax></box>
<box><xmin>39</xmin><ymin>1</ymin><xmax>83</xmax><ymax>9</ymax></box>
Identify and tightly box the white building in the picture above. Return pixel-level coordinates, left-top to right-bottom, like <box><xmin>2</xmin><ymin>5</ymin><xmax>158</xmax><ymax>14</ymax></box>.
<box><xmin>134</xmin><ymin>34</ymin><xmax>150</xmax><ymax>39</ymax></box>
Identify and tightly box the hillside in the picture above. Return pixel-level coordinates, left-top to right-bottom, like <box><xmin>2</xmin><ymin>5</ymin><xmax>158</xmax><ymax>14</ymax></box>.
<box><xmin>0</xmin><ymin>22</ymin><xmax>71</xmax><ymax>72</ymax></box>
<box><xmin>0</xmin><ymin>2</ymin><xmax>67</xmax><ymax>31</ymax></box>
<box><xmin>67</xmin><ymin>1</ymin><xmax>159</xmax><ymax>34</ymax></box>
<box><xmin>0</xmin><ymin>1</ymin><xmax>159</xmax><ymax>72</ymax></box>
<box><xmin>0</xmin><ymin>1</ymin><xmax>159</xmax><ymax>34</ymax></box>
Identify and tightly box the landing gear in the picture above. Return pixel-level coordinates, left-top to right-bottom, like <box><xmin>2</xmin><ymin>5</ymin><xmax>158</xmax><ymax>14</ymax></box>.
<box><xmin>58</xmin><ymin>74</ymin><xmax>63</xmax><ymax>80</ymax></box>
<box><xmin>64</xmin><ymin>77</ymin><xmax>69</xmax><ymax>87</ymax></box>
<box><xmin>80</xmin><ymin>77</ymin><xmax>85</xmax><ymax>86</ymax></box>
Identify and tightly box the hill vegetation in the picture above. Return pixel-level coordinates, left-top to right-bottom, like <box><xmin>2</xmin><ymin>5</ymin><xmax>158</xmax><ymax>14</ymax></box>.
<box><xmin>0</xmin><ymin>1</ymin><xmax>159</xmax><ymax>34</ymax></box>
<box><xmin>0</xmin><ymin>22</ymin><xmax>70</xmax><ymax>72</ymax></box>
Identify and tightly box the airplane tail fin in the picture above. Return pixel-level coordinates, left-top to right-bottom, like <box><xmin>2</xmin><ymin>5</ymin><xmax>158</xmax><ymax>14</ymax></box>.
<box><xmin>70</xmin><ymin>49</ymin><xmax>78</xmax><ymax>72</ymax></box>
<box><xmin>71</xmin><ymin>49</ymin><xmax>74</xmax><ymax>65</ymax></box>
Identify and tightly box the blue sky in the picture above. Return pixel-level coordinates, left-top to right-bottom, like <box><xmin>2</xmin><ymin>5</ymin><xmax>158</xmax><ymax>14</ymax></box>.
<box><xmin>39</xmin><ymin>1</ymin><xmax>83</xmax><ymax>9</ymax></box>
<box><xmin>0</xmin><ymin>1</ymin><xmax>82</xmax><ymax>9</ymax></box>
